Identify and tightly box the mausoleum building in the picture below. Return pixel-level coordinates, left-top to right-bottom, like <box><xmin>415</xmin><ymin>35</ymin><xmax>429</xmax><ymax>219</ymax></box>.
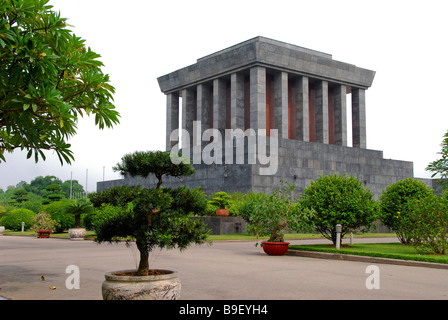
<box><xmin>98</xmin><ymin>37</ymin><xmax>414</xmax><ymax>198</ymax></box>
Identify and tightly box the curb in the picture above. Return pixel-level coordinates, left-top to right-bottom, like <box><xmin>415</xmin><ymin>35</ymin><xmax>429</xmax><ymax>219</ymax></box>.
<box><xmin>286</xmin><ymin>249</ymin><xmax>448</xmax><ymax>270</ymax></box>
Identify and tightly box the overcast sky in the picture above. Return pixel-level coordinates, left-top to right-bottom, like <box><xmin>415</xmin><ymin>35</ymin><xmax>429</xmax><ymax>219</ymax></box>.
<box><xmin>1</xmin><ymin>0</ymin><xmax>447</xmax><ymax>191</ymax></box>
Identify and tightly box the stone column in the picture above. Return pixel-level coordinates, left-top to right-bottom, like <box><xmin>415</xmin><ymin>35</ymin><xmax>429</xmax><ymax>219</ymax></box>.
<box><xmin>196</xmin><ymin>83</ymin><xmax>211</xmax><ymax>153</ymax></box>
<box><xmin>213</xmin><ymin>78</ymin><xmax>227</xmax><ymax>135</ymax></box>
<box><xmin>166</xmin><ymin>92</ymin><xmax>179</xmax><ymax>151</ymax></box>
<box><xmin>274</xmin><ymin>71</ymin><xmax>288</xmax><ymax>139</ymax></box>
<box><xmin>230</xmin><ymin>73</ymin><xmax>245</xmax><ymax>130</ymax></box>
<box><xmin>352</xmin><ymin>88</ymin><xmax>367</xmax><ymax>148</ymax></box>
<box><xmin>295</xmin><ymin>76</ymin><xmax>309</xmax><ymax>142</ymax></box>
<box><xmin>250</xmin><ymin>66</ymin><xmax>266</xmax><ymax>132</ymax></box>
<box><xmin>197</xmin><ymin>84</ymin><xmax>211</xmax><ymax>130</ymax></box>
<box><xmin>333</xmin><ymin>85</ymin><xmax>347</xmax><ymax>146</ymax></box>
<box><xmin>182</xmin><ymin>88</ymin><xmax>195</xmax><ymax>151</ymax></box>
<box><xmin>315</xmin><ymin>80</ymin><xmax>329</xmax><ymax>144</ymax></box>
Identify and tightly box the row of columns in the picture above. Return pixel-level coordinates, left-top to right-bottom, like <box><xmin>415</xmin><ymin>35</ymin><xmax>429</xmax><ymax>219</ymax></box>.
<box><xmin>165</xmin><ymin>66</ymin><xmax>366</xmax><ymax>151</ymax></box>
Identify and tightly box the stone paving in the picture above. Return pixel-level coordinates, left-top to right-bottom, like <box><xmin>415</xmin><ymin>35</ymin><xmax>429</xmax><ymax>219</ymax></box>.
<box><xmin>1</xmin><ymin>235</ymin><xmax>448</xmax><ymax>300</ymax></box>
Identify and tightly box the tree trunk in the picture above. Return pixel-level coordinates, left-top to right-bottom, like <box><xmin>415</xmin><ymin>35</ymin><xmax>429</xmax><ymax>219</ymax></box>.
<box><xmin>136</xmin><ymin>240</ymin><xmax>150</xmax><ymax>276</ymax></box>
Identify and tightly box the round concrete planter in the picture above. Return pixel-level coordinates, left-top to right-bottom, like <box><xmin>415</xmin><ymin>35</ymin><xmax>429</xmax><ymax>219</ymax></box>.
<box><xmin>102</xmin><ymin>269</ymin><xmax>181</xmax><ymax>300</ymax></box>
<box><xmin>68</xmin><ymin>228</ymin><xmax>86</xmax><ymax>240</ymax></box>
<box><xmin>261</xmin><ymin>241</ymin><xmax>290</xmax><ymax>256</ymax></box>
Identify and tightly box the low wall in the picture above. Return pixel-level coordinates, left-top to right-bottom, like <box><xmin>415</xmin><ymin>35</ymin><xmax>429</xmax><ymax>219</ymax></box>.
<box><xmin>191</xmin><ymin>216</ymin><xmax>247</xmax><ymax>235</ymax></box>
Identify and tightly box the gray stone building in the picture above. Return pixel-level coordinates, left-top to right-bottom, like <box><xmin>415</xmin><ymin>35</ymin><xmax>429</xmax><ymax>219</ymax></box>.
<box><xmin>98</xmin><ymin>36</ymin><xmax>416</xmax><ymax>199</ymax></box>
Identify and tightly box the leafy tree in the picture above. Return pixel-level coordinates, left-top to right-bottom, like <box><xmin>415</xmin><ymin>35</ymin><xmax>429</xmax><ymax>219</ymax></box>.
<box><xmin>91</xmin><ymin>151</ymin><xmax>209</xmax><ymax>276</ymax></box>
<box><xmin>0</xmin><ymin>0</ymin><xmax>120</xmax><ymax>163</ymax></box>
<box><xmin>42</xmin><ymin>183</ymin><xmax>65</xmax><ymax>203</ymax></box>
<box><xmin>113</xmin><ymin>151</ymin><xmax>194</xmax><ymax>189</ymax></box>
<box><xmin>63</xmin><ymin>199</ymin><xmax>93</xmax><ymax>228</ymax></box>
<box><xmin>301</xmin><ymin>174</ymin><xmax>378</xmax><ymax>245</ymax></box>
<box><xmin>10</xmin><ymin>188</ymin><xmax>29</xmax><ymax>204</ymax></box>
<box><xmin>43</xmin><ymin>199</ymin><xmax>74</xmax><ymax>232</ymax></box>
<box><xmin>24</xmin><ymin>175</ymin><xmax>62</xmax><ymax>196</ymax></box>
<box><xmin>379</xmin><ymin>177</ymin><xmax>433</xmax><ymax>244</ymax></box>
<box><xmin>61</xmin><ymin>179</ymin><xmax>84</xmax><ymax>199</ymax></box>
<box><xmin>402</xmin><ymin>192</ymin><xmax>448</xmax><ymax>254</ymax></box>
<box><xmin>426</xmin><ymin>130</ymin><xmax>448</xmax><ymax>191</ymax></box>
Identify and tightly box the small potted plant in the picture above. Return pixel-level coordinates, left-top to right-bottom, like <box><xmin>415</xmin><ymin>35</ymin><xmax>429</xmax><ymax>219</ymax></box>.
<box><xmin>209</xmin><ymin>191</ymin><xmax>231</xmax><ymax>216</ymax></box>
<box><xmin>239</xmin><ymin>182</ymin><xmax>314</xmax><ymax>255</ymax></box>
<box><xmin>63</xmin><ymin>199</ymin><xmax>93</xmax><ymax>240</ymax></box>
<box><xmin>30</xmin><ymin>211</ymin><xmax>58</xmax><ymax>238</ymax></box>
<box><xmin>90</xmin><ymin>151</ymin><xmax>210</xmax><ymax>300</ymax></box>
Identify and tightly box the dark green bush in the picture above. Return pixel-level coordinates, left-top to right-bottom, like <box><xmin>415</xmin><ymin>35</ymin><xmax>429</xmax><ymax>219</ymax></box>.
<box><xmin>0</xmin><ymin>208</ymin><xmax>35</xmax><ymax>231</ymax></box>
<box><xmin>402</xmin><ymin>192</ymin><xmax>448</xmax><ymax>254</ymax></box>
<box><xmin>379</xmin><ymin>177</ymin><xmax>433</xmax><ymax>243</ymax></box>
<box><xmin>43</xmin><ymin>199</ymin><xmax>75</xmax><ymax>232</ymax></box>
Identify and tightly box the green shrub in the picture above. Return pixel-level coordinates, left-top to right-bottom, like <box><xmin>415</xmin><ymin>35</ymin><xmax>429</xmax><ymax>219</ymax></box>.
<box><xmin>379</xmin><ymin>177</ymin><xmax>433</xmax><ymax>243</ymax></box>
<box><xmin>301</xmin><ymin>174</ymin><xmax>378</xmax><ymax>245</ymax></box>
<box><xmin>43</xmin><ymin>199</ymin><xmax>75</xmax><ymax>232</ymax></box>
<box><xmin>239</xmin><ymin>182</ymin><xmax>314</xmax><ymax>242</ymax></box>
<box><xmin>30</xmin><ymin>211</ymin><xmax>58</xmax><ymax>232</ymax></box>
<box><xmin>0</xmin><ymin>208</ymin><xmax>35</xmax><ymax>231</ymax></box>
<box><xmin>403</xmin><ymin>192</ymin><xmax>448</xmax><ymax>254</ymax></box>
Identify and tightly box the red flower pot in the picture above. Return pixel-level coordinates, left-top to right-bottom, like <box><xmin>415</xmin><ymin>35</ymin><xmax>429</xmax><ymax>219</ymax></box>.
<box><xmin>216</xmin><ymin>209</ymin><xmax>229</xmax><ymax>216</ymax></box>
<box><xmin>37</xmin><ymin>230</ymin><xmax>52</xmax><ymax>238</ymax></box>
<box><xmin>261</xmin><ymin>241</ymin><xmax>290</xmax><ymax>256</ymax></box>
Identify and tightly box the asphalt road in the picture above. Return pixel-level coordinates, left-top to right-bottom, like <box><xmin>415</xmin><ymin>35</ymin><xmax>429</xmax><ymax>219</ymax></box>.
<box><xmin>1</xmin><ymin>235</ymin><xmax>448</xmax><ymax>300</ymax></box>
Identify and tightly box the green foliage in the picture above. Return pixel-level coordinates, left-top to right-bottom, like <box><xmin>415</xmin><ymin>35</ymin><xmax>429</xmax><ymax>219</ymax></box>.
<box><xmin>0</xmin><ymin>0</ymin><xmax>120</xmax><ymax>164</ymax></box>
<box><xmin>0</xmin><ymin>207</ymin><xmax>35</xmax><ymax>231</ymax></box>
<box><xmin>402</xmin><ymin>192</ymin><xmax>448</xmax><ymax>254</ymax></box>
<box><xmin>63</xmin><ymin>199</ymin><xmax>93</xmax><ymax>228</ymax></box>
<box><xmin>426</xmin><ymin>130</ymin><xmax>448</xmax><ymax>191</ymax></box>
<box><xmin>43</xmin><ymin>199</ymin><xmax>74</xmax><ymax>232</ymax></box>
<box><xmin>24</xmin><ymin>176</ymin><xmax>62</xmax><ymax>196</ymax></box>
<box><xmin>83</xmin><ymin>203</ymin><xmax>122</xmax><ymax>231</ymax></box>
<box><xmin>88</xmin><ymin>185</ymin><xmax>142</xmax><ymax>207</ymax></box>
<box><xmin>379</xmin><ymin>177</ymin><xmax>433</xmax><ymax>243</ymax></box>
<box><xmin>301</xmin><ymin>174</ymin><xmax>378</xmax><ymax>245</ymax></box>
<box><xmin>239</xmin><ymin>182</ymin><xmax>314</xmax><ymax>243</ymax></box>
<box><xmin>113</xmin><ymin>151</ymin><xmax>194</xmax><ymax>189</ymax></box>
<box><xmin>42</xmin><ymin>183</ymin><xmax>65</xmax><ymax>204</ymax></box>
<box><xmin>208</xmin><ymin>191</ymin><xmax>231</xmax><ymax>210</ymax></box>
<box><xmin>10</xmin><ymin>188</ymin><xmax>30</xmax><ymax>204</ymax></box>
<box><xmin>30</xmin><ymin>211</ymin><xmax>58</xmax><ymax>232</ymax></box>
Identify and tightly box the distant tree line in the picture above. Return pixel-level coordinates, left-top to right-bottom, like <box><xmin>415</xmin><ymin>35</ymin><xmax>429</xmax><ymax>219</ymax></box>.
<box><xmin>0</xmin><ymin>175</ymin><xmax>86</xmax><ymax>209</ymax></box>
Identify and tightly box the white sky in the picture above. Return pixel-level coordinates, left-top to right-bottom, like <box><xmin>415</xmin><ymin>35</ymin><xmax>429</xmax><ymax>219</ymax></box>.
<box><xmin>1</xmin><ymin>0</ymin><xmax>447</xmax><ymax>191</ymax></box>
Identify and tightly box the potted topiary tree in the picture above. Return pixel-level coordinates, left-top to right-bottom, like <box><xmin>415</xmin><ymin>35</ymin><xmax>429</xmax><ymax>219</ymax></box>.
<box><xmin>239</xmin><ymin>182</ymin><xmax>314</xmax><ymax>255</ymax></box>
<box><xmin>89</xmin><ymin>151</ymin><xmax>210</xmax><ymax>300</ymax></box>
<box><xmin>209</xmin><ymin>191</ymin><xmax>231</xmax><ymax>216</ymax></box>
<box><xmin>63</xmin><ymin>199</ymin><xmax>93</xmax><ymax>240</ymax></box>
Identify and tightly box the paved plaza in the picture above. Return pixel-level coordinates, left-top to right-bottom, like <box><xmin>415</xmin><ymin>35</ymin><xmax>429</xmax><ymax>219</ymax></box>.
<box><xmin>1</xmin><ymin>235</ymin><xmax>448</xmax><ymax>300</ymax></box>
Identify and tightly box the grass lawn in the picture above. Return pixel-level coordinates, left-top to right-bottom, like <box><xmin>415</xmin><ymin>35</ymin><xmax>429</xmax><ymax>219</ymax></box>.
<box><xmin>289</xmin><ymin>243</ymin><xmax>448</xmax><ymax>264</ymax></box>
